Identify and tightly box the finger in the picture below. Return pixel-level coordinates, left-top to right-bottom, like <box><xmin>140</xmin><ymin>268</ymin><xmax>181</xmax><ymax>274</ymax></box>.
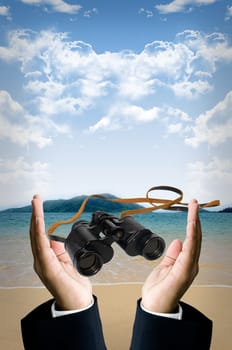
<box><xmin>161</xmin><ymin>239</ymin><xmax>182</xmax><ymax>267</ymax></box>
<box><xmin>187</xmin><ymin>198</ymin><xmax>201</xmax><ymax>253</ymax></box>
<box><xmin>181</xmin><ymin>199</ymin><xmax>202</xmax><ymax>268</ymax></box>
<box><xmin>29</xmin><ymin>195</ymin><xmax>41</xmax><ymax>258</ymax></box>
<box><xmin>192</xmin><ymin>217</ymin><xmax>202</xmax><ymax>263</ymax></box>
<box><xmin>187</xmin><ymin>198</ymin><xmax>199</xmax><ymax>227</ymax></box>
<box><xmin>29</xmin><ymin>202</ymin><xmax>35</xmax><ymax>253</ymax></box>
<box><xmin>30</xmin><ymin>195</ymin><xmax>51</xmax><ymax>262</ymax></box>
<box><xmin>32</xmin><ymin>194</ymin><xmax>44</xmax><ymax>222</ymax></box>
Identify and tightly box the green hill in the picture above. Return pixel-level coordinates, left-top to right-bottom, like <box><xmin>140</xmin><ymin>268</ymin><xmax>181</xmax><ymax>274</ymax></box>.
<box><xmin>1</xmin><ymin>194</ymin><xmax>143</xmax><ymax>213</ymax></box>
<box><xmin>219</xmin><ymin>207</ymin><xmax>232</xmax><ymax>213</ymax></box>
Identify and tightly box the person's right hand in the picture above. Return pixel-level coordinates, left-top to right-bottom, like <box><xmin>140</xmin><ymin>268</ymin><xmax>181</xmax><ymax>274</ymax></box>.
<box><xmin>30</xmin><ymin>194</ymin><xmax>93</xmax><ymax>310</ymax></box>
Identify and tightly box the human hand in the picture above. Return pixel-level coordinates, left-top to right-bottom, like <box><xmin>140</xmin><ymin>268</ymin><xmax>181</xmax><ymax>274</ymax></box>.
<box><xmin>30</xmin><ymin>194</ymin><xmax>93</xmax><ymax>310</ymax></box>
<box><xmin>141</xmin><ymin>199</ymin><xmax>201</xmax><ymax>313</ymax></box>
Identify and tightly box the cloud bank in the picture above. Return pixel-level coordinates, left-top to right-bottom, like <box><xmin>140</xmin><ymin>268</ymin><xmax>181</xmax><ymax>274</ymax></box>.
<box><xmin>0</xmin><ymin>28</ymin><xmax>231</xmax><ymax>147</ymax></box>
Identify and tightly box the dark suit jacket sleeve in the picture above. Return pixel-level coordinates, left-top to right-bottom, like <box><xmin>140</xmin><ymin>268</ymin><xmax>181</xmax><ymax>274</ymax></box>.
<box><xmin>21</xmin><ymin>296</ymin><xmax>107</xmax><ymax>350</ymax></box>
<box><xmin>129</xmin><ymin>300</ymin><xmax>212</xmax><ymax>350</ymax></box>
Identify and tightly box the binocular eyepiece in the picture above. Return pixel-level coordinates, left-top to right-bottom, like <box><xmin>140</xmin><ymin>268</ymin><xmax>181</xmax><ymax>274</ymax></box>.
<box><xmin>51</xmin><ymin>211</ymin><xmax>166</xmax><ymax>276</ymax></box>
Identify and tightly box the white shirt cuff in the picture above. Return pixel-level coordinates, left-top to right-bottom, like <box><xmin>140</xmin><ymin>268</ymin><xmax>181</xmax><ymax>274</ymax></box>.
<box><xmin>140</xmin><ymin>301</ymin><xmax>183</xmax><ymax>320</ymax></box>
<box><xmin>51</xmin><ymin>298</ymin><xmax>94</xmax><ymax>318</ymax></box>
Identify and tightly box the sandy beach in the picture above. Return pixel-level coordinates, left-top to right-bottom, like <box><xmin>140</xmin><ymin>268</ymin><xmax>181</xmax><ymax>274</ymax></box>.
<box><xmin>0</xmin><ymin>284</ymin><xmax>231</xmax><ymax>350</ymax></box>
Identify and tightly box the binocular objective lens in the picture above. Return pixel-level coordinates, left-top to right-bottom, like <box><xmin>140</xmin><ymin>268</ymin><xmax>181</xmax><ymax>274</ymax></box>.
<box><xmin>76</xmin><ymin>252</ymin><xmax>103</xmax><ymax>276</ymax></box>
<box><xmin>142</xmin><ymin>237</ymin><xmax>165</xmax><ymax>260</ymax></box>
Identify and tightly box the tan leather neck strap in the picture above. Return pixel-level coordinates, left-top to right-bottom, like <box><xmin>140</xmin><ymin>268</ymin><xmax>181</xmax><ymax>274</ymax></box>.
<box><xmin>47</xmin><ymin>185</ymin><xmax>220</xmax><ymax>235</ymax></box>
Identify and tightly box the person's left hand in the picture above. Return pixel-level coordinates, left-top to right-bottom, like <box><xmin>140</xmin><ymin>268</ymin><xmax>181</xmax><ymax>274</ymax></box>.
<box><xmin>141</xmin><ymin>199</ymin><xmax>201</xmax><ymax>313</ymax></box>
<box><xmin>30</xmin><ymin>194</ymin><xmax>93</xmax><ymax>310</ymax></box>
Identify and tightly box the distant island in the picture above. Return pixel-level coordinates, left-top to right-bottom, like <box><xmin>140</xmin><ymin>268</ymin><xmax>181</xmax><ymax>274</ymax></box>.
<box><xmin>0</xmin><ymin>194</ymin><xmax>143</xmax><ymax>213</ymax></box>
<box><xmin>219</xmin><ymin>207</ymin><xmax>232</xmax><ymax>213</ymax></box>
<box><xmin>1</xmin><ymin>194</ymin><xmax>231</xmax><ymax>213</ymax></box>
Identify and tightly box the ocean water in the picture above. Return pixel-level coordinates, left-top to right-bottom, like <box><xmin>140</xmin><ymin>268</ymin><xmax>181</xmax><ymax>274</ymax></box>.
<box><xmin>0</xmin><ymin>211</ymin><xmax>231</xmax><ymax>287</ymax></box>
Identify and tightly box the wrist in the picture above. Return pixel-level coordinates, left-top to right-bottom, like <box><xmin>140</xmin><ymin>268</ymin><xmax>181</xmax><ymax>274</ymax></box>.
<box><xmin>141</xmin><ymin>298</ymin><xmax>179</xmax><ymax>314</ymax></box>
<box><xmin>141</xmin><ymin>301</ymin><xmax>179</xmax><ymax>314</ymax></box>
<box><xmin>140</xmin><ymin>300</ymin><xmax>183</xmax><ymax>320</ymax></box>
<box><xmin>52</xmin><ymin>297</ymin><xmax>94</xmax><ymax>318</ymax></box>
<box><xmin>55</xmin><ymin>294</ymin><xmax>93</xmax><ymax>311</ymax></box>
<box><xmin>50</xmin><ymin>278</ymin><xmax>93</xmax><ymax>310</ymax></box>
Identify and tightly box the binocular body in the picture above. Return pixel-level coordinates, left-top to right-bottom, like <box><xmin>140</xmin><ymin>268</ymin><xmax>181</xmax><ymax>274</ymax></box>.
<box><xmin>63</xmin><ymin>211</ymin><xmax>166</xmax><ymax>276</ymax></box>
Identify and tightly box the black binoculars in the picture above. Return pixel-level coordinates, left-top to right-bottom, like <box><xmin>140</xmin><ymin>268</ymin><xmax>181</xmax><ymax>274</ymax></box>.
<box><xmin>51</xmin><ymin>211</ymin><xmax>165</xmax><ymax>276</ymax></box>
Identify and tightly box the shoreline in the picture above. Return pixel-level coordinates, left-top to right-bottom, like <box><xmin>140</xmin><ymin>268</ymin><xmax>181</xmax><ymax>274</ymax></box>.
<box><xmin>0</xmin><ymin>285</ymin><xmax>231</xmax><ymax>350</ymax></box>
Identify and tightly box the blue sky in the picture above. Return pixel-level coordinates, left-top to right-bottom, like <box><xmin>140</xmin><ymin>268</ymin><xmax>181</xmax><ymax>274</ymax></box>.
<box><xmin>0</xmin><ymin>0</ymin><xmax>231</xmax><ymax>209</ymax></box>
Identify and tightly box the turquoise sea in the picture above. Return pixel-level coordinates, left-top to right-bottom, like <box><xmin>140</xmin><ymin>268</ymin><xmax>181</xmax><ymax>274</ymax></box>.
<box><xmin>0</xmin><ymin>211</ymin><xmax>231</xmax><ymax>287</ymax></box>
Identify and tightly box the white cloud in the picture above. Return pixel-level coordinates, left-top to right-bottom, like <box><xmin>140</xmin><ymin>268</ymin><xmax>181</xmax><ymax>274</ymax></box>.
<box><xmin>84</xmin><ymin>8</ymin><xmax>98</xmax><ymax>18</ymax></box>
<box><xmin>156</xmin><ymin>0</ymin><xmax>217</xmax><ymax>14</ymax></box>
<box><xmin>25</xmin><ymin>80</ymin><xmax>85</xmax><ymax>115</ymax></box>
<box><xmin>165</xmin><ymin>106</ymin><xmax>191</xmax><ymax>121</ymax></box>
<box><xmin>1</xmin><ymin>28</ymin><xmax>231</xmax><ymax>83</ymax></box>
<box><xmin>80</xmin><ymin>78</ymin><xmax>112</xmax><ymax>99</ymax></box>
<box><xmin>2</xmin><ymin>29</ymin><xmax>226</xmax><ymax>88</ymax></box>
<box><xmin>171</xmin><ymin>79</ymin><xmax>212</xmax><ymax>98</ymax></box>
<box><xmin>25</xmin><ymin>79</ymin><xmax>65</xmax><ymax>98</ymax></box>
<box><xmin>20</xmin><ymin>0</ymin><xmax>81</xmax><ymax>14</ymax></box>
<box><xmin>0</xmin><ymin>157</ymin><xmax>49</xmax><ymax>208</ymax></box>
<box><xmin>164</xmin><ymin>106</ymin><xmax>192</xmax><ymax>135</ymax></box>
<box><xmin>225</xmin><ymin>5</ymin><xmax>232</xmax><ymax>21</ymax></box>
<box><xmin>0</xmin><ymin>90</ymin><xmax>69</xmax><ymax>148</ymax></box>
<box><xmin>0</xmin><ymin>5</ymin><xmax>10</xmax><ymax>17</ymax></box>
<box><xmin>142</xmin><ymin>40</ymin><xmax>194</xmax><ymax>79</ymax></box>
<box><xmin>88</xmin><ymin>116</ymin><xmax>114</xmax><ymax>133</ymax></box>
<box><xmin>0</xmin><ymin>29</ymin><xmax>231</xmax><ymax>136</ymax></box>
<box><xmin>118</xmin><ymin>77</ymin><xmax>156</xmax><ymax>100</ymax></box>
<box><xmin>187</xmin><ymin>157</ymin><xmax>232</xmax><ymax>205</ymax></box>
<box><xmin>167</xmin><ymin>122</ymin><xmax>183</xmax><ymax>133</ymax></box>
<box><xmin>88</xmin><ymin>104</ymin><xmax>161</xmax><ymax>133</ymax></box>
<box><xmin>124</xmin><ymin>105</ymin><xmax>161</xmax><ymax>122</ymax></box>
<box><xmin>185</xmin><ymin>91</ymin><xmax>232</xmax><ymax>147</ymax></box>
<box><xmin>88</xmin><ymin>104</ymin><xmax>193</xmax><ymax>134</ymax></box>
<box><xmin>139</xmin><ymin>8</ymin><xmax>154</xmax><ymax>18</ymax></box>
<box><xmin>177</xmin><ymin>30</ymin><xmax>232</xmax><ymax>76</ymax></box>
